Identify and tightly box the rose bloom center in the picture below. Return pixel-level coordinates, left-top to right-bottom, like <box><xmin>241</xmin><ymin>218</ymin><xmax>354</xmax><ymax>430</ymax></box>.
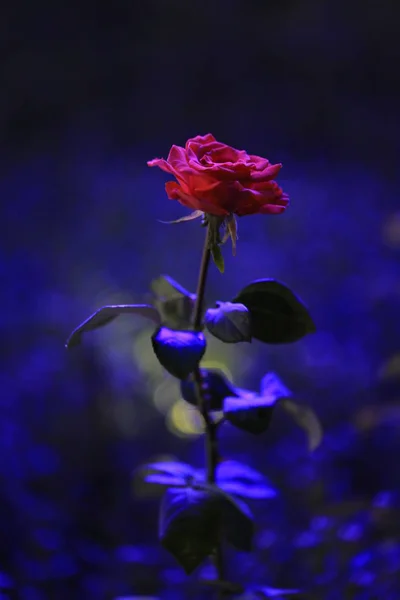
<box><xmin>201</xmin><ymin>148</ymin><xmax>241</xmax><ymax>165</ymax></box>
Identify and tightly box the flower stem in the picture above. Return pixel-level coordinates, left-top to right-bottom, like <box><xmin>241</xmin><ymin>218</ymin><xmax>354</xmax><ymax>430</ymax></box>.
<box><xmin>192</xmin><ymin>230</ymin><xmax>217</xmax><ymax>482</ymax></box>
<box><xmin>192</xmin><ymin>227</ymin><xmax>224</xmax><ymax>592</ymax></box>
<box><xmin>192</xmin><ymin>230</ymin><xmax>211</xmax><ymax>331</ymax></box>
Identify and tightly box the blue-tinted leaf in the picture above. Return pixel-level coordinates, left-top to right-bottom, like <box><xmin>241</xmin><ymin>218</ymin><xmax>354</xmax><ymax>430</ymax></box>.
<box><xmin>66</xmin><ymin>304</ymin><xmax>161</xmax><ymax>348</ymax></box>
<box><xmin>144</xmin><ymin>474</ymin><xmax>187</xmax><ymax>486</ymax></box>
<box><xmin>223</xmin><ymin>390</ymin><xmax>277</xmax><ymax>434</ymax></box>
<box><xmin>217</xmin><ymin>461</ymin><xmax>268</xmax><ymax>484</ymax></box>
<box><xmin>151</xmin><ymin>327</ymin><xmax>206</xmax><ymax>379</ymax></box>
<box><xmin>159</xmin><ymin>487</ymin><xmax>221</xmax><ymax>574</ymax></box>
<box><xmin>180</xmin><ymin>368</ymin><xmax>238</xmax><ymax>410</ymax></box>
<box><xmin>260</xmin><ymin>372</ymin><xmax>292</xmax><ymax>399</ymax></box>
<box><xmin>205</xmin><ymin>302</ymin><xmax>252</xmax><ymax>343</ymax></box>
<box><xmin>220</xmin><ymin>481</ymin><xmax>275</xmax><ymax>499</ymax></box>
<box><xmin>145</xmin><ymin>461</ymin><xmax>195</xmax><ymax>478</ymax></box>
<box><xmin>139</xmin><ymin>461</ymin><xmax>196</xmax><ymax>488</ymax></box>
<box><xmin>194</xmin><ymin>472</ymin><xmax>275</xmax><ymax>501</ymax></box>
<box><xmin>233</xmin><ymin>279</ymin><xmax>315</xmax><ymax>344</ymax></box>
<box><xmin>217</xmin><ymin>461</ymin><xmax>277</xmax><ymax>499</ymax></box>
<box><xmin>280</xmin><ymin>399</ymin><xmax>323</xmax><ymax>451</ymax></box>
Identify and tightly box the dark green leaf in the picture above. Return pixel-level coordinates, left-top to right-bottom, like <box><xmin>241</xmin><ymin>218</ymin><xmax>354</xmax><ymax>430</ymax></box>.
<box><xmin>233</xmin><ymin>279</ymin><xmax>315</xmax><ymax>344</ymax></box>
<box><xmin>205</xmin><ymin>302</ymin><xmax>251</xmax><ymax>343</ymax></box>
<box><xmin>222</xmin><ymin>494</ymin><xmax>254</xmax><ymax>551</ymax></box>
<box><xmin>156</xmin><ymin>295</ymin><xmax>196</xmax><ymax>329</ymax></box>
<box><xmin>160</xmin><ymin>483</ymin><xmax>254</xmax><ymax>573</ymax></box>
<box><xmin>151</xmin><ymin>275</ymin><xmax>196</xmax><ymax>329</ymax></box>
<box><xmin>226</xmin><ymin>213</ymin><xmax>238</xmax><ymax>256</ymax></box>
<box><xmin>151</xmin><ymin>327</ymin><xmax>206</xmax><ymax>379</ymax></box>
<box><xmin>151</xmin><ymin>274</ymin><xmax>193</xmax><ymax>300</ymax></box>
<box><xmin>280</xmin><ymin>398</ymin><xmax>323</xmax><ymax>451</ymax></box>
<box><xmin>65</xmin><ymin>304</ymin><xmax>161</xmax><ymax>348</ymax></box>
<box><xmin>200</xmin><ymin>483</ymin><xmax>254</xmax><ymax>552</ymax></box>
<box><xmin>223</xmin><ymin>390</ymin><xmax>277</xmax><ymax>434</ymax></box>
<box><xmin>180</xmin><ymin>369</ymin><xmax>238</xmax><ymax>411</ymax></box>
<box><xmin>260</xmin><ymin>373</ymin><xmax>322</xmax><ymax>450</ymax></box>
<box><xmin>211</xmin><ymin>244</ymin><xmax>225</xmax><ymax>273</ymax></box>
<box><xmin>159</xmin><ymin>487</ymin><xmax>221</xmax><ymax>573</ymax></box>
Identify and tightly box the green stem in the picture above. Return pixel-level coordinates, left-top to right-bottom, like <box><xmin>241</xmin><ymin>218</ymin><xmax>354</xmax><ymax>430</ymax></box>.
<box><xmin>192</xmin><ymin>227</ymin><xmax>224</xmax><ymax>591</ymax></box>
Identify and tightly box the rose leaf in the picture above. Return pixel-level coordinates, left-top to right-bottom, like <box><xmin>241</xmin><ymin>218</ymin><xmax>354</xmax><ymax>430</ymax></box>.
<box><xmin>151</xmin><ymin>327</ymin><xmax>206</xmax><ymax>379</ymax></box>
<box><xmin>159</xmin><ymin>487</ymin><xmax>221</xmax><ymax>574</ymax></box>
<box><xmin>205</xmin><ymin>301</ymin><xmax>252</xmax><ymax>343</ymax></box>
<box><xmin>233</xmin><ymin>279</ymin><xmax>315</xmax><ymax>344</ymax></box>
<box><xmin>65</xmin><ymin>304</ymin><xmax>161</xmax><ymax>348</ymax></box>
<box><xmin>223</xmin><ymin>390</ymin><xmax>278</xmax><ymax>435</ymax></box>
<box><xmin>211</xmin><ymin>244</ymin><xmax>225</xmax><ymax>273</ymax></box>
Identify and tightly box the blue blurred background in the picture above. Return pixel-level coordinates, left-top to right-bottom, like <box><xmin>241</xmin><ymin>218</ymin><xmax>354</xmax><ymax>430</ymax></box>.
<box><xmin>1</xmin><ymin>0</ymin><xmax>400</xmax><ymax>598</ymax></box>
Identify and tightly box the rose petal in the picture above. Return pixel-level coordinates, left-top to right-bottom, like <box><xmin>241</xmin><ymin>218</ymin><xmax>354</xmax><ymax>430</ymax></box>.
<box><xmin>148</xmin><ymin>156</ymin><xmax>191</xmax><ymax>193</ymax></box>
<box><xmin>233</xmin><ymin>183</ymin><xmax>289</xmax><ymax>216</ymax></box>
<box><xmin>187</xmin><ymin>159</ymin><xmax>251</xmax><ymax>181</ymax></box>
<box><xmin>187</xmin><ymin>141</ymin><xmax>224</xmax><ymax>158</ymax></box>
<box><xmin>248</xmin><ymin>155</ymin><xmax>271</xmax><ymax>170</ymax></box>
<box><xmin>147</xmin><ymin>157</ymin><xmax>174</xmax><ymax>174</ymax></box>
<box><xmin>186</xmin><ymin>142</ymin><xmax>228</xmax><ymax>167</ymax></box>
<box><xmin>167</xmin><ymin>145</ymin><xmax>192</xmax><ymax>176</ymax></box>
<box><xmin>165</xmin><ymin>181</ymin><xmax>227</xmax><ymax>215</ymax></box>
<box><xmin>259</xmin><ymin>202</ymin><xmax>289</xmax><ymax>214</ymax></box>
<box><xmin>185</xmin><ymin>133</ymin><xmax>216</xmax><ymax>149</ymax></box>
<box><xmin>248</xmin><ymin>162</ymin><xmax>282</xmax><ymax>182</ymax></box>
<box><xmin>165</xmin><ymin>182</ymin><xmax>200</xmax><ymax>210</ymax></box>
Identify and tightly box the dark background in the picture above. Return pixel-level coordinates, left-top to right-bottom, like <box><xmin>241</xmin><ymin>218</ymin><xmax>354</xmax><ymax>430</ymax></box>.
<box><xmin>1</xmin><ymin>1</ymin><xmax>400</xmax><ymax>598</ymax></box>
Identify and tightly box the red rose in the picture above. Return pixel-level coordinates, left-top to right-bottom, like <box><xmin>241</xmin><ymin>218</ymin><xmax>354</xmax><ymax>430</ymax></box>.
<box><xmin>147</xmin><ymin>133</ymin><xmax>289</xmax><ymax>217</ymax></box>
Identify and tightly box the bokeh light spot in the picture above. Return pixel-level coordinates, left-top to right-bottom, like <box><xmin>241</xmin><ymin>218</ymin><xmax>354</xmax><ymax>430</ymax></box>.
<box><xmin>383</xmin><ymin>212</ymin><xmax>400</xmax><ymax>248</ymax></box>
<box><xmin>132</xmin><ymin>327</ymin><xmax>163</xmax><ymax>379</ymax></box>
<box><xmin>378</xmin><ymin>354</ymin><xmax>400</xmax><ymax>380</ymax></box>
<box><xmin>167</xmin><ymin>399</ymin><xmax>203</xmax><ymax>437</ymax></box>
<box><xmin>201</xmin><ymin>360</ymin><xmax>233</xmax><ymax>382</ymax></box>
<box><xmin>153</xmin><ymin>379</ymin><xmax>180</xmax><ymax>414</ymax></box>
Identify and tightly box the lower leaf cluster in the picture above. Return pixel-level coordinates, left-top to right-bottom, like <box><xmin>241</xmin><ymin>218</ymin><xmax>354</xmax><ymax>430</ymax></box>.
<box><xmin>160</xmin><ymin>484</ymin><xmax>253</xmax><ymax>574</ymax></box>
